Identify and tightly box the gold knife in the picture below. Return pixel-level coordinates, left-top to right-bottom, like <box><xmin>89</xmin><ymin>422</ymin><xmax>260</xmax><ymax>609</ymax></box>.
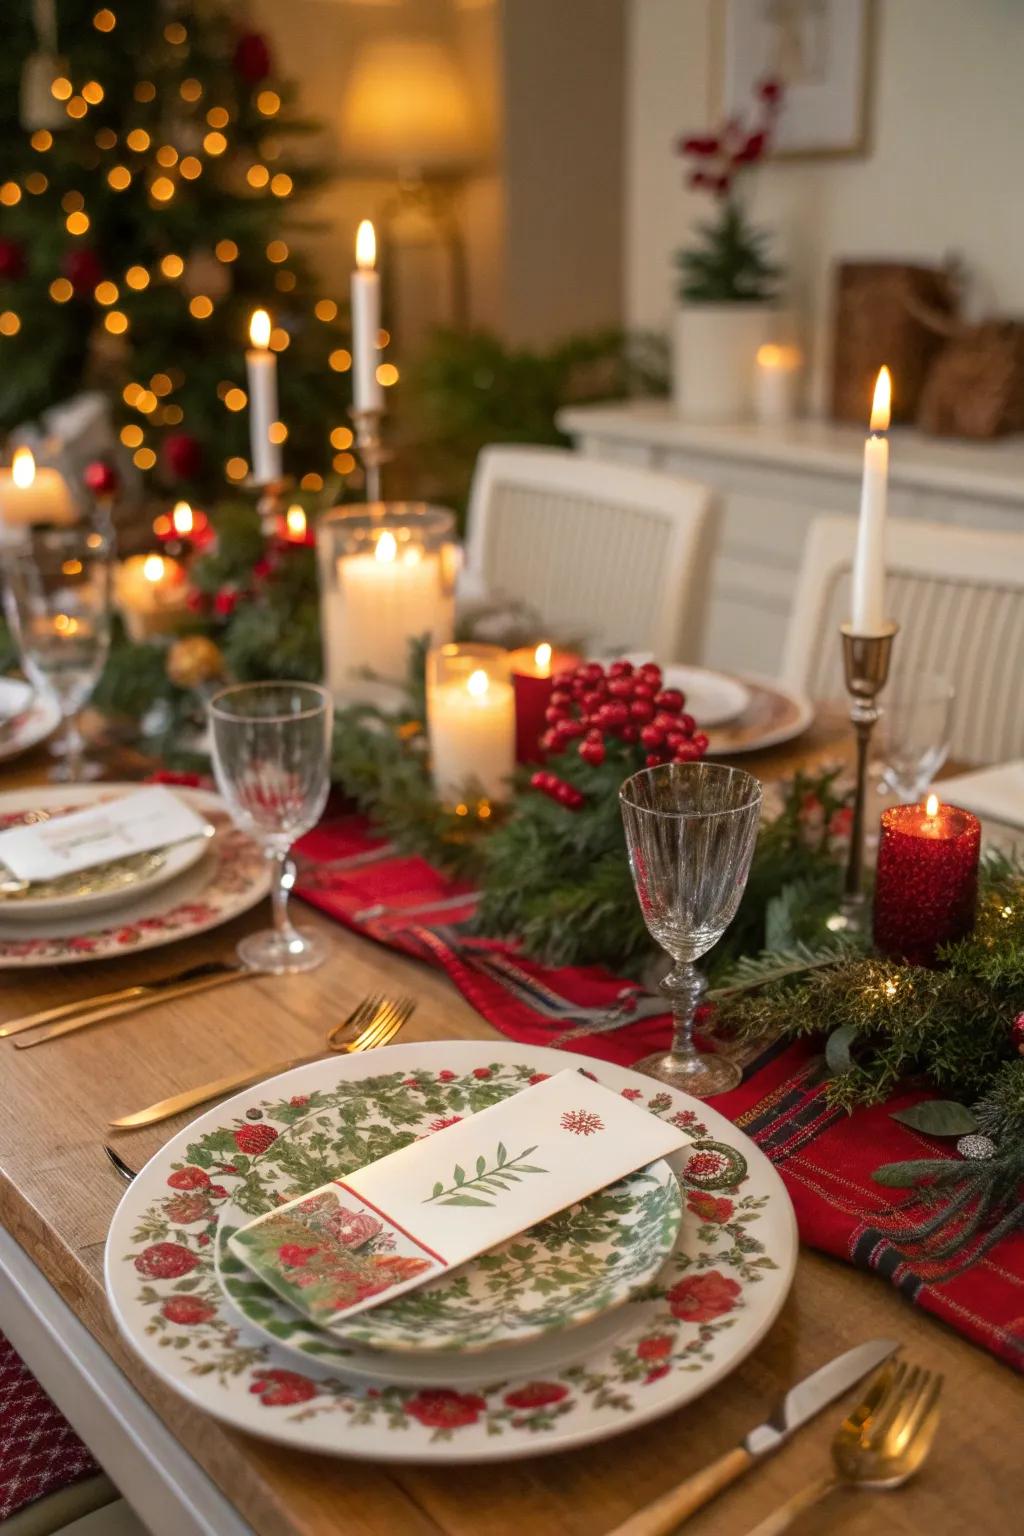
<box><xmin>109</xmin><ymin>1053</ymin><xmax>326</xmax><ymax>1130</ymax></box>
<box><xmin>14</xmin><ymin>968</ymin><xmax>253</xmax><ymax>1049</ymax></box>
<box><xmin>0</xmin><ymin>960</ymin><xmax>237</xmax><ymax>1038</ymax></box>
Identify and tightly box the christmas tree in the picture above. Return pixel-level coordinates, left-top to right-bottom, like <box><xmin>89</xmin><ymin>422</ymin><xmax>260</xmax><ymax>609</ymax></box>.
<box><xmin>0</xmin><ymin>1</ymin><xmax>358</xmax><ymax>502</ymax></box>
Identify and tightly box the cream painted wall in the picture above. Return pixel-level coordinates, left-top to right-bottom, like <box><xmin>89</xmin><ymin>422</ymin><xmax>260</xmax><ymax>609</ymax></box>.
<box><xmin>626</xmin><ymin>0</ymin><xmax>1024</xmax><ymax>410</ymax></box>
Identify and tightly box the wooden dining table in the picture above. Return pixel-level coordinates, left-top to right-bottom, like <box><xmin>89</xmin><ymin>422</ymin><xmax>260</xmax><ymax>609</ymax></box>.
<box><xmin>0</xmin><ymin>725</ymin><xmax>1021</xmax><ymax>1536</ymax></box>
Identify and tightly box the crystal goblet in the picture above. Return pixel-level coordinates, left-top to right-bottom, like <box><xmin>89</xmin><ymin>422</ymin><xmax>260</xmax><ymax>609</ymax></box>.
<box><xmin>620</xmin><ymin>761</ymin><xmax>763</xmax><ymax>1095</ymax></box>
<box><xmin>1</xmin><ymin>526</ymin><xmax>113</xmax><ymax>782</ymax></box>
<box><xmin>209</xmin><ymin>681</ymin><xmax>333</xmax><ymax>974</ymax></box>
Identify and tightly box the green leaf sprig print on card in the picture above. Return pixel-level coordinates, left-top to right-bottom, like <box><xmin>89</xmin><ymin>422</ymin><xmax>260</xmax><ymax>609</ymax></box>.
<box><xmin>425</xmin><ymin>1143</ymin><xmax>548</xmax><ymax>1208</ymax></box>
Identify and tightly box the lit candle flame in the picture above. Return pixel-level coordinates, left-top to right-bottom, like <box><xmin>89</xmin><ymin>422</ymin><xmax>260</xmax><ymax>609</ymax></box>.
<box><xmin>249</xmin><ymin>308</ymin><xmax>271</xmax><ymax>349</ymax></box>
<box><xmin>925</xmin><ymin>793</ymin><xmax>940</xmax><ymax>817</ymax></box>
<box><xmin>467</xmin><ymin>669</ymin><xmax>489</xmax><ymax>699</ymax></box>
<box><xmin>285</xmin><ymin>504</ymin><xmax>307</xmax><ymax>541</ymax></box>
<box><xmin>375</xmin><ymin>529</ymin><xmax>397</xmax><ymax>564</ymax></box>
<box><xmin>355</xmin><ymin>219</ymin><xmax>376</xmax><ymax>271</ymax></box>
<box><xmin>534</xmin><ymin>641</ymin><xmax>552</xmax><ymax>673</ymax></box>
<box><xmin>171</xmin><ymin>500</ymin><xmax>194</xmax><ymax>535</ymax></box>
<box><xmin>870</xmin><ymin>366</ymin><xmax>892</xmax><ymax>432</ymax></box>
<box><xmin>143</xmin><ymin>554</ymin><xmax>166</xmax><ymax>583</ymax></box>
<box><xmin>11</xmin><ymin>447</ymin><xmax>35</xmax><ymax>489</ymax></box>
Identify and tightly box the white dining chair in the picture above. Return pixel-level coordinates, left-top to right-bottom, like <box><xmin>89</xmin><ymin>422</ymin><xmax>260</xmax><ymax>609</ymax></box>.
<box><xmin>462</xmin><ymin>445</ymin><xmax>716</xmax><ymax>661</ymax></box>
<box><xmin>782</xmin><ymin>514</ymin><xmax>1024</xmax><ymax>766</ymax></box>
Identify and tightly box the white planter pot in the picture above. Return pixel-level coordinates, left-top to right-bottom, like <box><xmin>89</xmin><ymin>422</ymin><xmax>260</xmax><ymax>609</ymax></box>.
<box><xmin>672</xmin><ymin>303</ymin><xmax>782</xmax><ymax>422</ymax></box>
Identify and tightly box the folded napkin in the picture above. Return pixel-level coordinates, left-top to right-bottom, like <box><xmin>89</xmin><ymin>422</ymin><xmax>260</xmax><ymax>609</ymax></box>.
<box><xmin>938</xmin><ymin>761</ymin><xmax>1024</xmax><ymax>831</ymax></box>
<box><xmin>229</xmin><ymin>1069</ymin><xmax>689</xmax><ymax>1328</ymax></box>
<box><xmin>0</xmin><ymin>785</ymin><xmax>211</xmax><ymax>883</ymax></box>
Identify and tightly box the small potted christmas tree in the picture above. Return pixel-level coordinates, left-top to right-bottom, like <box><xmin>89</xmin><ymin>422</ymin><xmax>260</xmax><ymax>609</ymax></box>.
<box><xmin>672</xmin><ymin>80</ymin><xmax>787</xmax><ymax>421</ymax></box>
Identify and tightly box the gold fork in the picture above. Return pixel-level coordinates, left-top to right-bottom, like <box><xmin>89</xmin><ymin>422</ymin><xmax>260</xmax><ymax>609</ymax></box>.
<box><xmin>740</xmin><ymin>1359</ymin><xmax>943</xmax><ymax>1536</ymax></box>
<box><xmin>108</xmin><ymin>993</ymin><xmax>415</xmax><ymax>1132</ymax></box>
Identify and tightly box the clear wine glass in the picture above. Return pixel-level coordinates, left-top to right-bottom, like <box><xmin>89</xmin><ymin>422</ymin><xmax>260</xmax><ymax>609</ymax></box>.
<box><xmin>1</xmin><ymin>526</ymin><xmax>112</xmax><ymax>782</ymax></box>
<box><xmin>620</xmin><ymin>762</ymin><xmax>763</xmax><ymax>1096</ymax></box>
<box><xmin>209</xmin><ymin>682</ymin><xmax>333</xmax><ymax>974</ymax></box>
<box><xmin>878</xmin><ymin>672</ymin><xmax>955</xmax><ymax>802</ymax></box>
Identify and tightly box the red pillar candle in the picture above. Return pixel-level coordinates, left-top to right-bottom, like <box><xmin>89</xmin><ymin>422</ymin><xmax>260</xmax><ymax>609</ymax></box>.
<box><xmin>508</xmin><ymin>642</ymin><xmax>581</xmax><ymax>763</ymax></box>
<box><xmin>873</xmin><ymin>795</ymin><xmax>981</xmax><ymax>965</ymax></box>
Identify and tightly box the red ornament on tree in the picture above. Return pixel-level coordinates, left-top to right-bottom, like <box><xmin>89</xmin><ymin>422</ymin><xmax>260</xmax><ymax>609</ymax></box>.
<box><xmin>233</xmin><ymin>31</ymin><xmax>273</xmax><ymax>84</ymax></box>
<box><xmin>63</xmin><ymin>245</ymin><xmax>103</xmax><ymax>296</ymax></box>
<box><xmin>0</xmin><ymin>238</ymin><xmax>26</xmax><ymax>281</ymax></box>
<box><xmin>1012</xmin><ymin>1011</ymin><xmax>1024</xmax><ymax>1056</ymax></box>
<box><xmin>84</xmin><ymin>460</ymin><xmax>118</xmax><ymax>496</ymax></box>
<box><xmin>162</xmin><ymin>431</ymin><xmax>205</xmax><ymax>482</ymax></box>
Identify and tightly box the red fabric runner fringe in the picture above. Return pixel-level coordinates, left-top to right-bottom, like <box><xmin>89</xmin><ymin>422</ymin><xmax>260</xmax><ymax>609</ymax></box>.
<box><xmin>295</xmin><ymin>813</ymin><xmax>1024</xmax><ymax>1373</ymax></box>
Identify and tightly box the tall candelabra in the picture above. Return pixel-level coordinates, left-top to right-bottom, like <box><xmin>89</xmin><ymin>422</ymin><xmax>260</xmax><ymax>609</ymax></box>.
<box><xmin>350</xmin><ymin>407</ymin><xmax>394</xmax><ymax>503</ymax></box>
<box><xmin>837</xmin><ymin>620</ymin><xmax>898</xmax><ymax>930</ymax></box>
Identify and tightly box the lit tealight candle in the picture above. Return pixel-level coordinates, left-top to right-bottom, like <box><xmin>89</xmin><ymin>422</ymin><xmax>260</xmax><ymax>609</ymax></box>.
<box><xmin>246</xmin><ymin>308</ymin><xmax>282</xmax><ymax>484</ymax></box>
<box><xmin>873</xmin><ymin>792</ymin><xmax>981</xmax><ymax>964</ymax></box>
<box><xmin>851</xmin><ymin>365</ymin><xmax>892</xmax><ymax>635</ymax></box>
<box><xmin>351</xmin><ymin>220</ymin><xmax>383</xmax><ymax>415</ymax></box>
<box><xmin>284</xmin><ymin>504</ymin><xmax>309</xmax><ymax>543</ymax></box>
<box><xmin>507</xmin><ymin>639</ymin><xmax>583</xmax><ymax>763</ymax></box>
<box><xmin>115</xmin><ymin>552</ymin><xmax>190</xmax><ymax>642</ymax></box>
<box><xmin>427</xmin><ymin>646</ymin><xmax>515</xmax><ymax>805</ymax></box>
<box><xmin>0</xmin><ymin>447</ymin><xmax>76</xmax><ymax>530</ymax></box>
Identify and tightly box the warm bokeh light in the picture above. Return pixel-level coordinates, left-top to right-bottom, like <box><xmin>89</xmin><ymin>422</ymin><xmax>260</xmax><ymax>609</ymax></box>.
<box><xmin>274</xmin><ymin>270</ymin><xmax>296</xmax><ymax>292</ymax></box>
<box><xmin>377</xmin><ymin>328</ymin><xmax>390</xmax><ymax>348</ymax></box>
<box><xmin>270</xmin><ymin>173</ymin><xmax>293</xmax><ymax>197</ymax></box>
<box><xmin>107</xmin><ymin>165</ymin><xmax>131</xmax><ymax>190</ymax></box>
<box><xmin>66</xmin><ymin>211</ymin><xmax>90</xmax><ymax>235</ymax></box>
<box><xmin>180</xmin><ymin>78</ymin><xmax>202</xmax><ymax>103</ymax></box>
<box><xmin>120</xmin><ymin>425</ymin><xmax>143</xmax><ymax>448</ymax></box>
<box><xmin>51</xmin><ymin>77</ymin><xmax>73</xmax><ymax>102</ymax></box>
<box><xmin>172</xmin><ymin>502</ymin><xmax>194</xmax><ymax>535</ymax></box>
<box><xmin>224</xmin><ymin>388</ymin><xmax>247</xmax><ymax>412</ymax></box>
<box><xmin>285</xmin><ymin>505</ymin><xmax>307</xmax><ymax>540</ymax></box>
<box><xmin>257</xmin><ymin>90</ymin><xmax>281</xmax><ymax>116</ymax></box>
<box><xmin>31</xmin><ymin>131</ymin><xmax>53</xmax><ymax>152</ymax></box>
<box><xmin>249</xmin><ymin>309</ymin><xmax>271</xmax><ymax>349</ymax></box>
<box><xmin>94</xmin><ymin>281</ymin><xmax>118</xmax><ymax>305</ymax></box>
<box><xmin>134</xmin><ymin>448</ymin><xmax>157</xmax><ymax>470</ymax></box>
<box><xmin>300</xmin><ymin>473</ymin><xmax>324</xmax><ymax>492</ymax></box>
<box><xmin>189</xmin><ymin>295</ymin><xmax>214</xmax><ymax>319</ymax></box>
<box><xmin>0</xmin><ymin>312</ymin><xmax>21</xmax><ymax>336</ymax></box>
<box><xmin>125</xmin><ymin>265</ymin><xmax>149</xmax><ymax>290</ymax></box>
<box><xmin>329</xmin><ymin>348</ymin><xmax>351</xmax><ymax>372</ymax></box>
<box><xmin>82</xmin><ymin>81</ymin><xmax>104</xmax><ymax>105</ymax></box>
<box><xmin>93</xmin><ymin>9</ymin><xmax>116</xmax><ymax>32</ymax></box>
<box><xmin>225</xmin><ymin>456</ymin><xmax>249</xmax><ymax>481</ymax></box>
<box><xmin>268</xmin><ymin>421</ymin><xmax>288</xmax><ymax>444</ymax></box>
<box><xmin>12</xmin><ymin>449</ymin><xmax>35</xmax><ymax>489</ymax></box>
<box><xmin>126</xmin><ymin>128</ymin><xmax>150</xmax><ymax>152</ymax></box>
<box><xmin>151</xmin><ymin>176</ymin><xmax>175</xmax><ymax>203</ymax></box>
<box><xmin>269</xmin><ymin>327</ymin><xmax>289</xmax><ymax>352</ymax></box>
<box><xmin>246</xmin><ymin>164</ymin><xmax>270</xmax><ymax>188</ymax></box>
<box><xmin>151</xmin><ymin>373</ymin><xmax>172</xmax><ymax>396</ymax></box>
<box><xmin>105</xmin><ymin>310</ymin><xmax>128</xmax><ymax>334</ymax></box>
<box><xmin>215</xmin><ymin>239</ymin><xmax>238</xmax><ymax>262</ymax></box>
<box><xmin>315</xmin><ymin>299</ymin><xmax>338</xmax><ymax>323</ymax></box>
<box><xmin>164</xmin><ymin>21</ymin><xmax>187</xmax><ymax>44</ymax></box>
<box><xmin>0</xmin><ymin>183</ymin><xmax>21</xmax><ymax>206</ymax></box>
<box><xmin>870</xmin><ymin>366</ymin><xmax>892</xmax><ymax>432</ymax></box>
<box><xmin>95</xmin><ymin>127</ymin><xmax>116</xmax><ymax>149</ymax></box>
<box><xmin>376</xmin><ymin>363</ymin><xmax>399</xmax><ymax>387</ymax></box>
<box><xmin>160</xmin><ymin>254</ymin><xmax>184</xmax><ymax>278</ymax></box>
<box><xmin>66</xmin><ymin>96</ymin><xmax>88</xmax><ymax>120</ymax></box>
<box><xmin>266</xmin><ymin>240</ymin><xmax>288</xmax><ymax>263</ymax></box>
<box><xmin>164</xmin><ymin>404</ymin><xmax>184</xmax><ymax>425</ymax></box>
<box><xmin>135</xmin><ymin>389</ymin><xmax>158</xmax><ymax>413</ymax></box>
<box><xmin>330</xmin><ymin>426</ymin><xmax>353</xmax><ymax>450</ymax></box>
<box><xmin>49</xmin><ymin>278</ymin><xmax>72</xmax><ymax>303</ymax></box>
<box><xmin>206</xmin><ymin>107</ymin><xmax>229</xmax><ymax>129</ymax></box>
<box><xmin>143</xmin><ymin>554</ymin><xmax>166</xmax><ymax>582</ymax></box>
<box><xmin>333</xmin><ymin>451</ymin><xmax>356</xmax><ymax>474</ymax></box>
<box><xmin>156</xmin><ymin>145</ymin><xmax>178</xmax><ymax>167</ymax></box>
<box><xmin>134</xmin><ymin>81</ymin><xmax>155</xmax><ymax>103</ymax></box>
<box><xmin>179</xmin><ymin>156</ymin><xmax>202</xmax><ymax>180</ymax></box>
<box><xmin>355</xmin><ymin>219</ymin><xmax>376</xmax><ymax>270</ymax></box>
<box><xmin>61</xmin><ymin>191</ymin><xmax>84</xmax><ymax>212</ymax></box>
<box><xmin>203</xmin><ymin>131</ymin><xmax>228</xmax><ymax>156</ymax></box>
<box><xmin>25</xmin><ymin>173</ymin><xmax>48</xmax><ymax>194</ymax></box>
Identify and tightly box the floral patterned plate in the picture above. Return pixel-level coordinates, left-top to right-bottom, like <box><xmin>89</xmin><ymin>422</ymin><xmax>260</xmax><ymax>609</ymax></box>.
<box><xmin>213</xmin><ymin>1082</ymin><xmax>682</xmax><ymax>1354</ymax></box>
<box><xmin>105</xmin><ymin>1042</ymin><xmax>796</xmax><ymax>1464</ymax></box>
<box><xmin>0</xmin><ymin>784</ymin><xmax>269</xmax><ymax>966</ymax></box>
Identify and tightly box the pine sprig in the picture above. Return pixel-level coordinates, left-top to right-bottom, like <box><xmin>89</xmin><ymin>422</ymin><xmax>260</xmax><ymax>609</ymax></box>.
<box><xmin>675</xmin><ymin>200</ymin><xmax>782</xmax><ymax>304</ymax></box>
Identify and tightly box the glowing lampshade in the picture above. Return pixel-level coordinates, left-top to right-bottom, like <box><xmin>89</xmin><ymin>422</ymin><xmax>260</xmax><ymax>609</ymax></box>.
<box><xmin>339</xmin><ymin>37</ymin><xmax>480</xmax><ymax>175</ymax></box>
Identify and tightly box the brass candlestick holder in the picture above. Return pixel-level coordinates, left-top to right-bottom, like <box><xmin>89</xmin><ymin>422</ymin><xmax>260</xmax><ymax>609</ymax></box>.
<box><xmin>350</xmin><ymin>407</ymin><xmax>394</xmax><ymax>503</ymax></box>
<box><xmin>837</xmin><ymin>620</ymin><xmax>899</xmax><ymax>930</ymax></box>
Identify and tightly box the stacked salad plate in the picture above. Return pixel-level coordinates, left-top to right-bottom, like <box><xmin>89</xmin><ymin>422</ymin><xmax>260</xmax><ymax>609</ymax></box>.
<box><xmin>105</xmin><ymin>1041</ymin><xmax>796</xmax><ymax>1463</ymax></box>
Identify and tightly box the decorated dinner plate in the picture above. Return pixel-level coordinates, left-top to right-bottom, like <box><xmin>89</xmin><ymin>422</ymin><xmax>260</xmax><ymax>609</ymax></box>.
<box><xmin>0</xmin><ymin>683</ymin><xmax>60</xmax><ymax>764</ymax></box>
<box><xmin>213</xmin><ymin>1088</ymin><xmax>682</xmax><ymax>1354</ymax></box>
<box><xmin>704</xmin><ymin>675</ymin><xmax>813</xmax><ymax>757</ymax></box>
<box><xmin>105</xmin><ymin>1041</ymin><xmax>796</xmax><ymax>1464</ymax></box>
<box><xmin>661</xmin><ymin>666</ymin><xmax>751</xmax><ymax>728</ymax></box>
<box><xmin>0</xmin><ymin>785</ymin><xmax>269</xmax><ymax>966</ymax></box>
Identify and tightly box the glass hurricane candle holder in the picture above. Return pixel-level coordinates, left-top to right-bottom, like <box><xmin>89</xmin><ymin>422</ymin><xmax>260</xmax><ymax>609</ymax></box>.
<box><xmin>317</xmin><ymin>503</ymin><xmax>457</xmax><ymax>703</ymax></box>
<box><xmin>873</xmin><ymin>795</ymin><xmax>981</xmax><ymax>965</ymax></box>
<box><xmin>427</xmin><ymin>643</ymin><xmax>515</xmax><ymax>807</ymax></box>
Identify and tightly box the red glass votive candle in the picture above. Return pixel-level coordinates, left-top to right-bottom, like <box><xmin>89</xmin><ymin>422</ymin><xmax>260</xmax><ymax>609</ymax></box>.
<box><xmin>873</xmin><ymin>795</ymin><xmax>981</xmax><ymax>965</ymax></box>
<box><xmin>507</xmin><ymin>642</ymin><xmax>581</xmax><ymax>763</ymax></box>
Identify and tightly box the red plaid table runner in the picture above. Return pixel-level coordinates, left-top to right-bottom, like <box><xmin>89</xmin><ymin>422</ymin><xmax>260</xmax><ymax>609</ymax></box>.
<box><xmin>296</xmin><ymin>812</ymin><xmax>1024</xmax><ymax>1372</ymax></box>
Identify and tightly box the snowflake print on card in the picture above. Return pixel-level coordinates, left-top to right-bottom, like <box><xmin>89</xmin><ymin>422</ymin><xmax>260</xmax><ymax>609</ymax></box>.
<box><xmin>560</xmin><ymin>1109</ymin><xmax>605</xmax><ymax>1137</ymax></box>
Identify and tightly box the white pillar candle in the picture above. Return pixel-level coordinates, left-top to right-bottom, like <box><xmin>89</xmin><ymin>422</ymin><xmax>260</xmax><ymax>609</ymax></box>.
<box><xmin>851</xmin><ymin>366</ymin><xmax>892</xmax><ymax>635</ymax></box>
<box><xmin>754</xmin><ymin>344</ymin><xmax>802</xmax><ymax>426</ymax></box>
<box><xmin>428</xmin><ymin>663</ymin><xmax>515</xmax><ymax>805</ymax></box>
<box><xmin>246</xmin><ymin>309</ymin><xmax>282</xmax><ymax>484</ymax></box>
<box><xmin>325</xmin><ymin>529</ymin><xmax>454</xmax><ymax>701</ymax></box>
<box><xmin>351</xmin><ymin>220</ymin><xmax>383</xmax><ymax>414</ymax></box>
<box><xmin>114</xmin><ymin>553</ymin><xmax>190</xmax><ymax>642</ymax></box>
<box><xmin>0</xmin><ymin>449</ymin><xmax>76</xmax><ymax>528</ymax></box>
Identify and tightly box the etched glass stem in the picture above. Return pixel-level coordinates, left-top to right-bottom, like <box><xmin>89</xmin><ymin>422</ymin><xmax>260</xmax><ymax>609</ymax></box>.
<box><xmin>662</xmin><ymin>962</ymin><xmax>707</xmax><ymax>1063</ymax></box>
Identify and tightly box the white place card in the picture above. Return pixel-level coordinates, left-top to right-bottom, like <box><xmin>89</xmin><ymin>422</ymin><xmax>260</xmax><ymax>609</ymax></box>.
<box><xmin>229</xmin><ymin>1069</ymin><xmax>690</xmax><ymax>1327</ymax></box>
<box><xmin>0</xmin><ymin>786</ymin><xmax>212</xmax><ymax>883</ymax></box>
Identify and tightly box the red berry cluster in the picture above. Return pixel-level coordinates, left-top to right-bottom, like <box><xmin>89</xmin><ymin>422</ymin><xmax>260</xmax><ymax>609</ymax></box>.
<box><xmin>528</xmin><ymin>770</ymin><xmax>585</xmax><ymax>810</ymax></box>
<box><xmin>539</xmin><ymin>659</ymin><xmax>708</xmax><ymax>770</ymax></box>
